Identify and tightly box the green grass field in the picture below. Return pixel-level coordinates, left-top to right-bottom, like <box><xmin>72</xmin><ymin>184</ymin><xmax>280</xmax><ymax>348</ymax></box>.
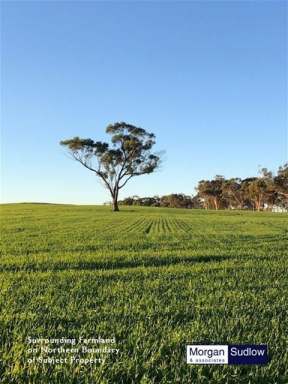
<box><xmin>0</xmin><ymin>204</ymin><xmax>287</xmax><ymax>383</ymax></box>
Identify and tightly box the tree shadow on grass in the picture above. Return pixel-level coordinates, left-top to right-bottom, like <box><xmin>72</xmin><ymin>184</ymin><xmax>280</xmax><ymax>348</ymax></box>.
<box><xmin>1</xmin><ymin>254</ymin><xmax>232</xmax><ymax>272</ymax></box>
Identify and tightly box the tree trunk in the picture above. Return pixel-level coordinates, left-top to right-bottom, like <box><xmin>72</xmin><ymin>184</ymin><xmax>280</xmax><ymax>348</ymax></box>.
<box><xmin>112</xmin><ymin>198</ymin><xmax>119</xmax><ymax>212</ymax></box>
<box><xmin>111</xmin><ymin>188</ymin><xmax>120</xmax><ymax>212</ymax></box>
<box><xmin>257</xmin><ymin>195</ymin><xmax>262</xmax><ymax>211</ymax></box>
<box><xmin>255</xmin><ymin>200</ymin><xmax>260</xmax><ymax>211</ymax></box>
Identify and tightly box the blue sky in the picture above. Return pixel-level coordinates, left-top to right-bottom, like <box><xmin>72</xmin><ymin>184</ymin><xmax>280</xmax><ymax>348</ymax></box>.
<box><xmin>1</xmin><ymin>1</ymin><xmax>287</xmax><ymax>204</ymax></box>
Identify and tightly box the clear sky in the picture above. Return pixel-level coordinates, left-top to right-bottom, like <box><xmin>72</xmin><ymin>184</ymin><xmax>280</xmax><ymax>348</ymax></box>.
<box><xmin>1</xmin><ymin>1</ymin><xmax>287</xmax><ymax>204</ymax></box>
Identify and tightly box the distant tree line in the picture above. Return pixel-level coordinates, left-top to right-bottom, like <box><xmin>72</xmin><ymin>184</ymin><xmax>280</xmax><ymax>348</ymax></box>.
<box><xmin>119</xmin><ymin>164</ymin><xmax>288</xmax><ymax>211</ymax></box>
<box><xmin>119</xmin><ymin>194</ymin><xmax>200</xmax><ymax>209</ymax></box>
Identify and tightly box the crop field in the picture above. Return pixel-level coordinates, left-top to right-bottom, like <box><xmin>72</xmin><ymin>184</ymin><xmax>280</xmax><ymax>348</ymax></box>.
<box><xmin>0</xmin><ymin>203</ymin><xmax>287</xmax><ymax>383</ymax></box>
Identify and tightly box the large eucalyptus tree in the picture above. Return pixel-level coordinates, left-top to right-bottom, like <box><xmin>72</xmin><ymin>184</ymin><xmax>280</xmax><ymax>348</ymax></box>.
<box><xmin>60</xmin><ymin>122</ymin><xmax>160</xmax><ymax>211</ymax></box>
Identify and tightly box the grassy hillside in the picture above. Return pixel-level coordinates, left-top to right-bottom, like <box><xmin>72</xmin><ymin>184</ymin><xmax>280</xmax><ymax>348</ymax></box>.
<box><xmin>0</xmin><ymin>204</ymin><xmax>287</xmax><ymax>383</ymax></box>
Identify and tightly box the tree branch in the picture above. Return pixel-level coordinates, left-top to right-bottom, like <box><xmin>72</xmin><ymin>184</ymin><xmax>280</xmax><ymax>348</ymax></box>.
<box><xmin>72</xmin><ymin>153</ymin><xmax>114</xmax><ymax>196</ymax></box>
<box><xmin>118</xmin><ymin>174</ymin><xmax>134</xmax><ymax>189</ymax></box>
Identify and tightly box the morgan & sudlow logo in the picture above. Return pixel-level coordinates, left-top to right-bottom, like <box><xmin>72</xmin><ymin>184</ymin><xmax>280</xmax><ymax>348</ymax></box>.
<box><xmin>186</xmin><ymin>344</ymin><xmax>268</xmax><ymax>365</ymax></box>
